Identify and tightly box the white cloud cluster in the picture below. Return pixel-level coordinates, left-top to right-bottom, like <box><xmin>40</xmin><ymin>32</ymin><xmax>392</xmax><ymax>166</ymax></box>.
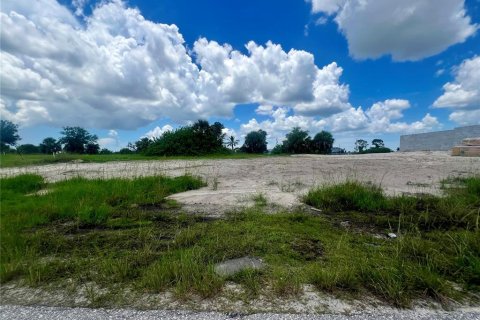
<box><xmin>0</xmin><ymin>0</ymin><xmax>350</xmax><ymax>129</ymax></box>
<box><xmin>308</xmin><ymin>0</ymin><xmax>477</xmax><ymax>61</ymax></box>
<box><xmin>433</xmin><ymin>56</ymin><xmax>480</xmax><ymax>125</ymax></box>
<box><xmin>327</xmin><ymin>99</ymin><xmax>439</xmax><ymax>133</ymax></box>
<box><xmin>310</xmin><ymin>0</ymin><xmax>345</xmax><ymax>15</ymax></box>
<box><xmin>193</xmin><ymin>39</ymin><xmax>351</xmax><ymax>116</ymax></box>
<box><xmin>240</xmin><ymin>99</ymin><xmax>439</xmax><ymax>146</ymax></box>
<box><xmin>144</xmin><ymin>125</ymin><xmax>174</xmax><ymax>140</ymax></box>
<box><xmin>98</xmin><ymin>129</ymin><xmax>119</xmax><ymax>149</ymax></box>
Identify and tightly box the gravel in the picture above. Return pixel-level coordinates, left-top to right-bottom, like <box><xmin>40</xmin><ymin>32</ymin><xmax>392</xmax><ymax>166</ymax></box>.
<box><xmin>1</xmin><ymin>305</ymin><xmax>479</xmax><ymax>320</ymax></box>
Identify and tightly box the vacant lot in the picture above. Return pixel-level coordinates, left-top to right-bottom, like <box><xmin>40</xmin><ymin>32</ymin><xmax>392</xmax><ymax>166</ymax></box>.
<box><xmin>1</xmin><ymin>151</ymin><xmax>478</xmax><ymax>216</ymax></box>
<box><xmin>1</xmin><ymin>151</ymin><xmax>479</xmax><ymax>314</ymax></box>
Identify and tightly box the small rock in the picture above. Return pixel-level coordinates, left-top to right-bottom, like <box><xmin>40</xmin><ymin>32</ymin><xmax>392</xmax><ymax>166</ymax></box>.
<box><xmin>71</xmin><ymin>159</ymin><xmax>84</xmax><ymax>163</ymax></box>
<box><xmin>26</xmin><ymin>189</ymin><xmax>51</xmax><ymax>196</ymax></box>
<box><xmin>214</xmin><ymin>256</ymin><xmax>265</xmax><ymax>277</ymax></box>
<box><xmin>387</xmin><ymin>233</ymin><xmax>397</xmax><ymax>239</ymax></box>
<box><xmin>340</xmin><ymin>221</ymin><xmax>350</xmax><ymax>228</ymax></box>
<box><xmin>306</xmin><ymin>205</ymin><xmax>322</xmax><ymax>213</ymax></box>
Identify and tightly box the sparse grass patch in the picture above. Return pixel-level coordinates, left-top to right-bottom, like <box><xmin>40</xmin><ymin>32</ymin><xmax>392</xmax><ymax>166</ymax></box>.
<box><xmin>1</xmin><ymin>174</ymin><xmax>479</xmax><ymax>308</ymax></box>
<box><xmin>0</xmin><ymin>153</ymin><xmax>275</xmax><ymax>168</ymax></box>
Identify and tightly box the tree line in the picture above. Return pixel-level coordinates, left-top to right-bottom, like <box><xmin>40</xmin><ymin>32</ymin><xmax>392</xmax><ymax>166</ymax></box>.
<box><xmin>1</xmin><ymin>119</ymin><xmax>391</xmax><ymax>156</ymax></box>
<box><xmin>354</xmin><ymin>138</ymin><xmax>392</xmax><ymax>154</ymax></box>
<box><xmin>1</xmin><ymin>120</ymin><xmax>102</xmax><ymax>155</ymax></box>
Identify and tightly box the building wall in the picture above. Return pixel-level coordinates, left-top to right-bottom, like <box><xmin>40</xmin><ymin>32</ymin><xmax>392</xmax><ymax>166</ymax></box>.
<box><xmin>400</xmin><ymin>125</ymin><xmax>480</xmax><ymax>151</ymax></box>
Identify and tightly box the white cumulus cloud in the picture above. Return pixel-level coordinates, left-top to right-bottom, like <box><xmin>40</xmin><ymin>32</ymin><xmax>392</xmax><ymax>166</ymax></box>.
<box><xmin>98</xmin><ymin>129</ymin><xmax>119</xmax><ymax>149</ymax></box>
<box><xmin>434</xmin><ymin>56</ymin><xmax>480</xmax><ymax>109</ymax></box>
<box><xmin>144</xmin><ymin>125</ymin><xmax>174</xmax><ymax>139</ymax></box>
<box><xmin>308</xmin><ymin>0</ymin><xmax>478</xmax><ymax>61</ymax></box>
<box><xmin>193</xmin><ymin>39</ymin><xmax>351</xmax><ymax>116</ymax></box>
<box><xmin>0</xmin><ymin>0</ymin><xmax>351</xmax><ymax>130</ymax></box>
<box><xmin>433</xmin><ymin>56</ymin><xmax>480</xmax><ymax>126</ymax></box>
<box><xmin>325</xmin><ymin>99</ymin><xmax>440</xmax><ymax>134</ymax></box>
<box><xmin>239</xmin><ymin>99</ymin><xmax>439</xmax><ymax>146</ymax></box>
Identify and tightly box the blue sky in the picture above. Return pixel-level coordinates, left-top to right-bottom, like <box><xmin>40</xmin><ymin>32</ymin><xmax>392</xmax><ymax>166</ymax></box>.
<box><xmin>2</xmin><ymin>0</ymin><xmax>480</xmax><ymax>151</ymax></box>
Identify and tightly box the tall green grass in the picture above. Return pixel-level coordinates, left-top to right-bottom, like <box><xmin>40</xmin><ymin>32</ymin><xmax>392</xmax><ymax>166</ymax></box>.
<box><xmin>304</xmin><ymin>179</ymin><xmax>480</xmax><ymax>231</ymax></box>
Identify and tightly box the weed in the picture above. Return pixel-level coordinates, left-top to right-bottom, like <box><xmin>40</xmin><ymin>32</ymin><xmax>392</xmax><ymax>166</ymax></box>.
<box><xmin>252</xmin><ymin>193</ymin><xmax>268</xmax><ymax>207</ymax></box>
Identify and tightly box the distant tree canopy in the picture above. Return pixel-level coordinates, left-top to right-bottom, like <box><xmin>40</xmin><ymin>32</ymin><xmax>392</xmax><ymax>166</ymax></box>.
<box><xmin>145</xmin><ymin>120</ymin><xmax>227</xmax><ymax>156</ymax></box>
<box><xmin>99</xmin><ymin>148</ymin><xmax>113</xmax><ymax>154</ymax></box>
<box><xmin>312</xmin><ymin>131</ymin><xmax>334</xmax><ymax>154</ymax></box>
<box><xmin>273</xmin><ymin>128</ymin><xmax>335</xmax><ymax>155</ymax></box>
<box><xmin>226</xmin><ymin>135</ymin><xmax>239</xmax><ymax>151</ymax></box>
<box><xmin>59</xmin><ymin>126</ymin><xmax>99</xmax><ymax>154</ymax></box>
<box><xmin>355</xmin><ymin>139</ymin><xmax>368</xmax><ymax>153</ymax></box>
<box><xmin>118</xmin><ymin>147</ymin><xmax>135</xmax><ymax>154</ymax></box>
<box><xmin>355</xmin><ymin>138</ymin><xmax>392</xmax><ymax>154</ymax></box>
<box><xmin>1</xmin><ymin>120</ymin><xmax>20</xmax><ymax>151</ymax></box>
<box><xmin>85</xmin><ymin>142</ymin><xmax>100</xmax><ymax>155</ymax></box>
<box><xmin>283</xmin><ymin>127</ymin><xmax>311</xmax><ymax>154</ymax></box>
<box><xmin>135</xmin><ymin>137</ymin><xmax>153</xmax><ymax>153</ymax></box>
<box><xmin>39</xmin><ymin>137</ymin><xmax>61</xmax><ymax>154</ymax></box>
<box><xmin>17</xmin><ymin>144</ymin><xmax>40</xmax><ymax>154</ymax></box>
<box><xmin>372</xmin><ymin>139</ymin><xmax>385</xmax><ymax>148</ymax></box>
<box><xmin>241</xmin><ymin>130</ymin><xmax>268</xmax><ymax>154</ymax></box>
<box><xmin>360</xmin><ymin>147</ymin><xmax>393</xmax><ymax>154</ymax></box>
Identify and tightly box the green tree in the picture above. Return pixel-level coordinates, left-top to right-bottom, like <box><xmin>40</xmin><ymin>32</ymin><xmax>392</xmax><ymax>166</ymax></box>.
<box><xmin>283</xmin><ymin>127</ymin><xmax>312</xmax><ymax>154</ymax></box>
<box><xmin>59</xmin><ymin>126</ymin><xmax>98</xmax><ymax>154</ymax></box>
<box><xmin>270</xmin><ymin>144</ymin><xmax>285</xmax><ymax>154</ymax></box>
<box><xmin>1</xmin><ymin>120</ymin><xmax>20</xmax><ymax>151</ymax></box>
<box><xmin>241</xmin><ymin>130</ymin><xmax>268</xmax><ymax>154</ymax></box>
<box><xmin>226</xmin><ymin>135</ymin><xmax>239</xmax><ymax>151</ymax></box>
<box><xmin>99</xmin><ymin>148</ymin><xmax>113</xmax><ymax>154</ymax></box>
<box><xmin>85</xmin><ymin>142</ymin><xmax>100</xmax><ymax>154</ymax></box>
<box><xmin>118</xmin><ymin>147</ymin><xmax>134</xmax><ymax>154</ymax></box>
<box><xmin>355</xmin><ymin>139</ymin><xmax>368</xmax><ymax>153</ymax></box>
<box><xmin>313</xmin><ymin>131</ymin><xmax>334</xmax><ymax>154</ymax></box>
<box><xmin>39</xmin><ymin>137</ymin><xmax>61</xmax><ymax>154</ymax></box>
<box><xmin>146</xmin><ymin>120</ymin><xmax>228</xmax><ymax>156</ymax></box>
<box><xmin>372</xmin><ymin>139</ymin><xmax>385</xmax><ymax>148</ymax></box>
<box><xmin>135</xmin><ymin>137</ymin><xmax>152</xmax><ymax>153</ymax></box>
<box><xmin>16</xmin><ymin>144</ymin><xmax>40</xmax><ymax>154</ymax></box>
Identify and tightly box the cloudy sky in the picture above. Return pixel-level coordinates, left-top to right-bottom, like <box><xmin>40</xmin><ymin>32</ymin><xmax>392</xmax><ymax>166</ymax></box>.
<box><xmin>1</xmin><ymin>0</ymin><xmax>479</xmax><ymax>151</ymax></box>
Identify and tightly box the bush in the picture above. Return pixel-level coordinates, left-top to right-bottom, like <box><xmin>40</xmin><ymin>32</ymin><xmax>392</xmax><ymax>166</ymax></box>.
<box><xmin>146</xmin><ymin>120</ymin><xmax>227</xmax><ymax>156</ymax></box>
<box><xmin>274</xmin><ymin>128</ymin><xmax>335</xmax><ymax>154</ymax></box>
<box><xmin>360</xmin><ymin>147</ymin><xmax>392</xmax><ymax>154</ymax></box>
<box><xmin>241</xmin><ymin>130</ymin><xmax>268</xmax><ymax>154</ymax></box>
<box><xmin>16</xmin><ymin>144</ymin><xmax>40</xmax><ymax>154</ymax></box>
<box><xmin>304</xmin><ymin>181</ymin><xmax>386</xmax><ymax>212</ymax></box>
<box><xmin>118</xmin><ymin>148</ymin><xmax>134</xmax><ymax>154</ymax></box>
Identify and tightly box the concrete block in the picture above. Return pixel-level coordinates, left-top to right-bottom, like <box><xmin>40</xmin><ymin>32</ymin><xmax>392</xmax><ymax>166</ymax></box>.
<box><xmin>462</xmin><ymin>137</ymin><xmax>480</xmax><ymax>146</ymax></box>
<box><xmin>214</xmin><ymin>256</ymin><xmax>265</xmax><ymax>277</ymax></box>
<box><xmin>451</xmin><ymin>146</ymin><xmax>480</xmax><ymax>157</ymax></box>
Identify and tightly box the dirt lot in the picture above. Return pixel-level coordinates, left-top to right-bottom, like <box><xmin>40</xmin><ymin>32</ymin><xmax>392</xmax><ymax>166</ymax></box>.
<box><xmin>1</xmin><ymin>151</ymin><xmax>478</xmax><ymax>216</ymax></box>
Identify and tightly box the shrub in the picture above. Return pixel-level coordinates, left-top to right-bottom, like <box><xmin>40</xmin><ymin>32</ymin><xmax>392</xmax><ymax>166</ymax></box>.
<box><xmin>146</xmin><ymin>120</ymin><xmax>227</xmax><ymax>156</ymax></box>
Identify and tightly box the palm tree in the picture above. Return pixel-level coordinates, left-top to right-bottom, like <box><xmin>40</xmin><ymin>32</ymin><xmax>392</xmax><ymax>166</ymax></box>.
<box><xmin>226</xmin><ymin>135</ymin><xmax>239</xmax><ymax>151</ymax></box>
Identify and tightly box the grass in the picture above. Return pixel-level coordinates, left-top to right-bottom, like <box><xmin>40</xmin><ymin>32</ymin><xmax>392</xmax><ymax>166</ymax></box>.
<box><xmin>1</xmin><ymin>174</ymin><xmax>479</xmax><ymax>308</ymax></box>
<box><xmin>0</xmin><ymin>153</ymin><xmax>274</xmax><ymax>168</ymax></box>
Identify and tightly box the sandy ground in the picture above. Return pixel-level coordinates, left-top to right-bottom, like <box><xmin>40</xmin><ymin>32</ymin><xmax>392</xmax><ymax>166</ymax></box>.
<box><xmin>1</xmin><ymin>151</ymin><xmax>479</xmax><ymax>216</ymax></box>
<box><xmin>1</xmin><ymin>304</ymin><xmax>480</xmax><ymax>320</ymax></box>
<box><xmin>1</xmin><ymin>152</ymin><xmax>479</xmax><ymax>316</ymax></box>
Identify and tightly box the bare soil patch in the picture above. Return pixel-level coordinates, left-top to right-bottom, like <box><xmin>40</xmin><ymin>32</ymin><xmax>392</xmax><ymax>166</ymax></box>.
<box><xmin>1</xmin><ymin>151</ymin><xmax>478</xmax><ymax>216</ymax></box>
